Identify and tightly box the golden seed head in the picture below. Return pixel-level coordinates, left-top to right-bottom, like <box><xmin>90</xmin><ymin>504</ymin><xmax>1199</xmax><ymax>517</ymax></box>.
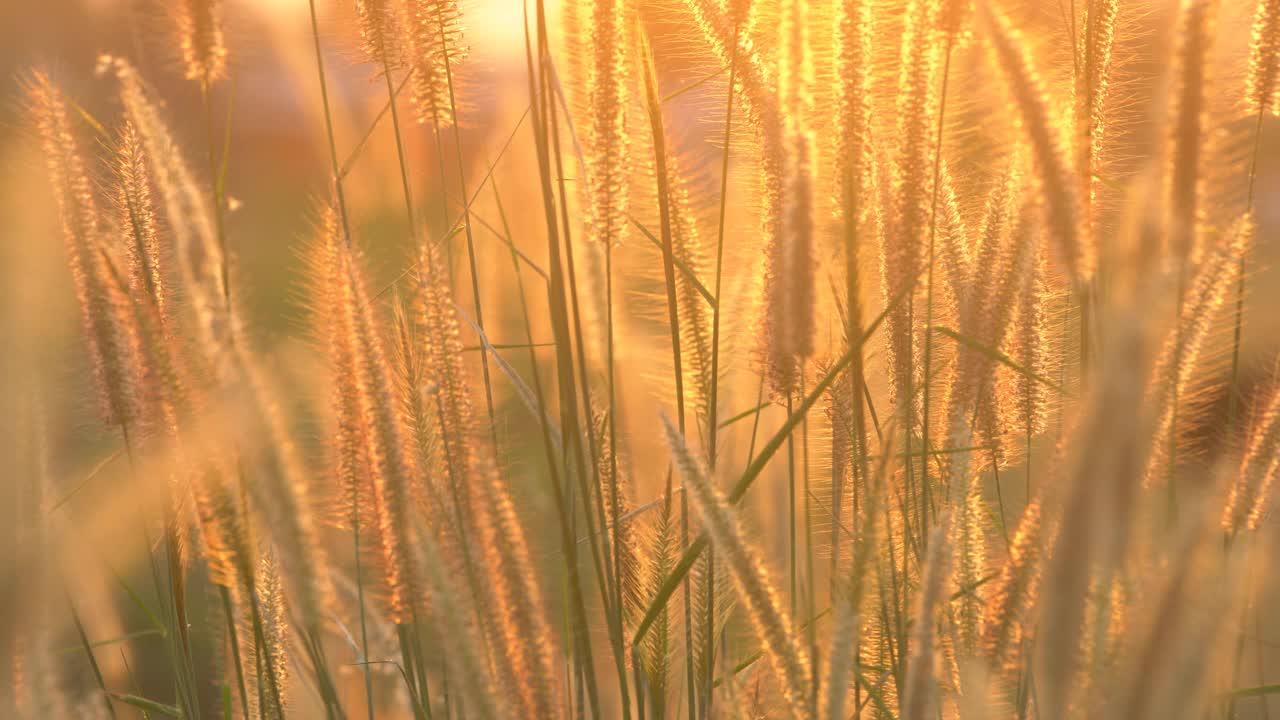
<box><xmin>585</xmin><ymin>0</ymin><xmax>631</xmax><ymax>247</ymax></box>
<box><xmin>26</xmin><ymin>72</ymin><xmax>141</xmax><ymax>429</ymax></box>
<box><xmin>980</xmin><ymin>2</ymin><xmax>1089</xmax><ymax>283</ymax></box>
<box><xmin>112</xmin><ymin>121</ymin><xmax>167</xmax><ymax>324</ymax></box>
<box><xmin>407</xmin><ymin>0</ymin><xmax>467</xmax><ymax>126</ymax></box>
<box><xmin>177</xmin><ymin>0</ymin><xmax>227</xmax><ymax>82</ymax></box>
<box><xmin>354</xmin><ymin>0</ymin><xmax>405</xmax><ymax>66</ymax></box>
<box><xmin>1248</xmin><ymin>0</ymin><xmax>1280</xmax><ymax>115</ymax></box>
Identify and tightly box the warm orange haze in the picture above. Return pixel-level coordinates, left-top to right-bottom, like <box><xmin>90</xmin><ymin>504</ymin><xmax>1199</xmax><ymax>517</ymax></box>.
<box><xmin>2</xmin><ymin>0</ymin><xmax>1280</xmax><ymax>718</ymax></box>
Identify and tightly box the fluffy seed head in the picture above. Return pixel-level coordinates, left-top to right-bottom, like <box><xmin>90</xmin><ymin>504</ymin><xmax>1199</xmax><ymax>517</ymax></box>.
<box><xmin>243</xmin><ymin>554</ymin><xmax>290</xmax><ymax>720</ymax></box>
<box><xmin>176</xmin><ymin>0</ymin><xmax>227</xmax><ymax>82</ymax></box>
<box><xmin>407</xmin><ymin>0</ymin><xmax>467</xmax><ymax>126</ymax></box>
<box><xmin>585</xmin><ymin>0</ymin><xmax>630</xmax><ymax>247</ymax></box>
<box><xmin>882</xmin><ymin>0</ymin><xmax>940</xmax><ymax>409</ymax></box>
<box><xmin>763</xmin><ymin>128</ymin><xmax>816</xmax><ymax>395</ymax></box>
<box><xmin>1248</xmin><ymin>0</ymin><xmax>1280</xmax><ymax>115</ymax></box>
<box><xmin>1074</xmin><ymin>0</ymin><xmax>1118</xmax><ymax>236</ymax></box>
<box><xmin>311</xmin><ymin>206</ymin><xmax>423</xmax><ymax>623</ymax></box>
<box><xmin>416</xmin><ymin>242</ymin><xmax>478</xmax><ymax>514</ymax></box>
<box><xmin>981</xmin><ymin>2</ymin><xmax>1089</xmax><ymax>283</ymax></box>
<box><xmin>112</xmin><ymin>121</ymin><xmax>167</xmax><ymax>324</ymax></box>
<box><xmin>1144</xmin><ymin>218</ymin><xmax>1249</xmax><ymax>486</ymax></box>
<box><xmin>760</xmin><ymin>0</ymin><xmax>816</xmax><ymax>396</ymax></box>
<box><xmin>354</xmin><ymin>0</ymin><xmax>405</xmax><ymax>66</ymax></box>
<box><xmin>663</xmin><ymin>416</ymin><xmax>814</xmax><ymax>718</ymax></box>
<box><xmin>1166</xmin><ymin>0</ymin><xmax>1217</xmax><ymax>265</ymax></box>
<box><xmin>1223</xmin><ymin>367</ymin><xmax>1280</xmax><ymax>533</ymax></box>
<box><xmin>107</xmin><ymin>58</ymin><xmax>235</xmax><ymax>380</ymax></box>
<box><xmin>26</xmin><ymin>72</ymin><xmax>139</xmax><ymax>428</ymax></box>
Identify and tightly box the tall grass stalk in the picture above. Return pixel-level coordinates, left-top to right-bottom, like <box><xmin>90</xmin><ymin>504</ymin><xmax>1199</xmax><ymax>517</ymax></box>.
<box><xmin>524</xmin><ymin>2</ymin><xmax>602</xmax><ymax>713</ymax></box>
<box><xmin>701</xmin><ymin>12</ymin><xmax>741</xmax><ymax>716</ymax></box>
<box><xmin>920</xmin><ymin>26</ymin><xmax>959</xmax><ymax>545</ymax></box>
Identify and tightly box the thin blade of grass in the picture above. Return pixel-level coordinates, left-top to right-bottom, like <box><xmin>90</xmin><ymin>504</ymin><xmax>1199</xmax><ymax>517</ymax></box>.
<box><xmin>629</xmin><ymin>214</ymin><xmax>717</xmax><ymax>309</ymax></box>
<box><xmin>718</xmin><ymin>402</ymin><xmax>772</xmax><ymax>429</ymax></box>
<box><xmin>70</xmin><ymin>596</ymin><xmax>119</xmax><ymax>720</ymax></box>
<box><xmin>456</xmin><ymin>304</ymin><xmax>565</xmax><ymax>455</ymax></box>
<box><xmin>931</xmin><ymin>324</ymin><xmax>1069</xmax><ymax>396</ymax></box>
<box><xmin>661</xmin><ymin>64</ymin><xmax>729</xmax><ymax>103</ymax></box>
<box><xmin>50</xmin><ymin>448</ymin><xmax>124</xmax><ymax>512</ymax></box>
<box><xmin>110</xmin><ymin>694</ymin><xmax>181</xmax><ymax>718</ymax></box>
<box><xmin>339</xmin><ymin>71</ymin><xmax>414</xmax><ymax>179</ymax></box>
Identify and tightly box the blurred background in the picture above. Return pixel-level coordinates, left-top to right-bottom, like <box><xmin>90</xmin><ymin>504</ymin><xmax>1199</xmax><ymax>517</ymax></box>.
<box><xmin>3</xmin><ymin>0</ymin><xmax>1280</xmax><ymax>717</ymax></box>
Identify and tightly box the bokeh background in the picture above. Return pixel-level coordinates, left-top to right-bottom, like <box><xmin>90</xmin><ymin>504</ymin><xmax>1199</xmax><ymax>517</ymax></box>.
<box><xmin>4</xmin><ymin>0</ymin><xmax>1280</xmax><ymax>716</ymax></box>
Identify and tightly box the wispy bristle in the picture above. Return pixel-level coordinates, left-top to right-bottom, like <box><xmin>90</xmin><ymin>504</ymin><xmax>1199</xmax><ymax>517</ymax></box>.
<box><xmin>246</xmin><ymin>554</ymin><xmax>290</xmax><ymax>720</ymax></box>
<box><xmin>112</xmin><ymin>121</ymin><xmax>167</xmax><ymax>325</ymax></box>
<box><xmin>883</xmin><ymin>0</ymin><xmax>939</xmax><ymax>409</ymax></box>
<box><xmin>833</xmin><ymin>0</ymin><xmax>875</xmax><ymax>521</ymax></box>
<box><xmin>1223</xmin><ymin>366</ymin><xmax>1280</xmax><ymax>533</ymax></box>
<box><xmin>834</xmin><ymin>0</ymin><xmax>875</xmax><ymax>236</ymax></box>
<box><xmin>982</xmin><ymin>498</ymin><xmax>1048</xmax><ymax>668</ymax></box>
<box><xmin>1008</xmin><ymin>245</ymin><xmax>1050</xmax><ymax>444</ymax></box>
<box><xmin>306</xmin><ymin>207</ymin><xmax>373</xmax><ymax>533</ymax></box>
<box><xmin>936</xmin><ymin>163</ymin><xmax>971</xmax><ymax>296</ymax></box>
<box><xmin>683</xmin><ymin>0</ymin><xmax>780</xmax><ymax>136</ymax></box>
<box><xmin>415</xmin><ymin>529</ymin><xmax>509</xmax><ymax>718</ymax></box>
<box><xmin>585</xmin><ymin>0</ymin><xmax>630</xmax><ymax>248</ymax></box>
<box><xmin>943</xmin><ymin>169</ymin><xmax>1032</xmax><ymax>474</ymax></box>
<box><xmin>664</xmin><ymin>153</ymin><xmax>716</xmax><ymax>420</ymax></box>
<box><xmin>392</xmin><ymin>298</ymin><xmax>437</xmax><ymax>489</ymax></box>
<box><xmin>770</xmin><ymin>0</ymin><xmax>818</xmax><ymax>385</ymax></box>
<box><xmin>1145</xmin><ymin>219</ymin><xmax>1249</xmax><ymax>486</ymax></box>
<box><xmin>108</xmin><ymin>58</ymin><xmax>234</xmax><ymax>379</ymax></box>
<box><xmin>353</xmin><ymin>273</ymin><xmax>423</xmax><ymax>625</ymax></box>
<box><xmin>473</xmin><ymin>456</ymin><xmax>561</xmax><ymax>718</ymax></box>
<box><xmin>594</xmin><ymin>409</ymin><xmax>644</xmax><ymax>625</ymax></box>
<box><xmin>193</xmin><ymin>462</ymin><xmax>255</xmax><ymax>595</ymax></box>
<box><xmin>1075</xmin><ymin>0</ymin><xmax>1118</xmax><ymax>238</ymax></box>
<box><xmin>311</xmin><ymin>206</ymin><xmax>423</xmax><ymax>623</ymax></box>
<box><xmin>683</xmin><ymin>0</ymin><xmax>790</xmax><ymax>396</ymax></box>
<box><xmin>952</xmin><ymin>475</ymin><xmax>986</xmax><ymax>656</ymax></box>
<box><xmin>638</xmin><ymin>477</ymin><xmax>677</xmax><ymax>706</ymax></box>
<box><xmin>901</xmin><ymin>519</ymin><xmax>951</xmax><ymax>720</ymax></box>
<box><xmin>237</xmin><ymin>351</ymin><xmax>335</xmax><ymax>630</ymax></box>
<box><xmin>763</xmin><ymin>127</ymin><xmax>816</xmax><ymax>395</ymax></box>
<box><xmin>415</xmin><ymin>242</ymin><xmax>478</xmax><ymax>522</ymax></box>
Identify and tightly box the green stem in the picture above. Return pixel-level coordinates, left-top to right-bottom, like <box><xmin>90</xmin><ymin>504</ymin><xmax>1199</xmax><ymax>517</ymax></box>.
<box><xmin>219</xmin><ymin>586</ymin><xmax>252</xmax><ymax>720</ymax></box>
<box><xmin>436</xmin><ymin>31</ymin><xmax>502</xmax><ymax>455</ymax></box>
<box><xmin>353</xmin><ymin>494</ymin><xmax>376</xmax><ymax>720</ymax></box>
<box><xmin>69</xmin><ymin>596</ymin><xmax>118</xmax><ymax>720</ymax></box>
<box><xmin>378</xmin><ymin>51</ymin><xmax>417</xmax><ymax>240</ymax></box>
